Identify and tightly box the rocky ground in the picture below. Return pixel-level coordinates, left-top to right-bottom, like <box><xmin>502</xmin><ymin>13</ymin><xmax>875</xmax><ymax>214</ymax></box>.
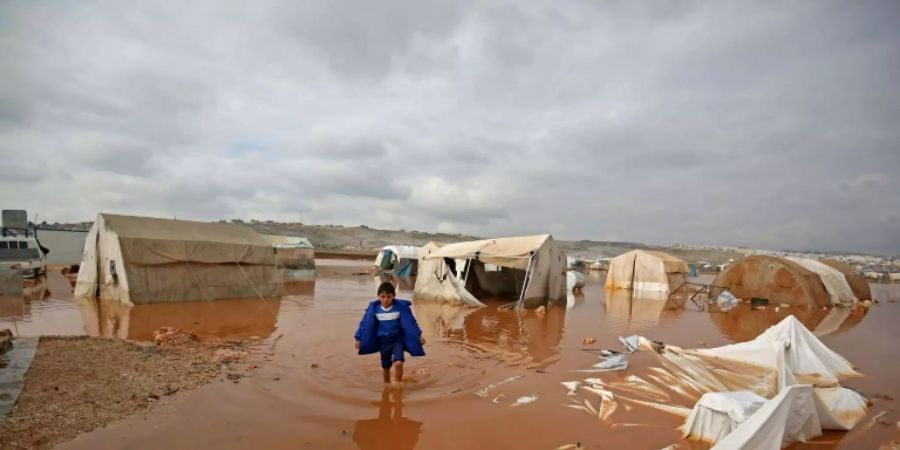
<box><xmin>0</xmin><ymin>332</ymin><xmax>257</xmax><ymax>450</ymax></box>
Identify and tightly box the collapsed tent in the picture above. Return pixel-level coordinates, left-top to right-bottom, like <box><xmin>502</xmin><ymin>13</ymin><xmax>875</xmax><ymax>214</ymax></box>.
<box><xmin>604</xmin><ymin>250</ymin><xmax>689</xmax><ymax>297</ymax></box>
<box><xmin>413</xmin><ymin>234</ymin><xmax>566</xmax><ymax>308</ymax></box>
<box><xmin>74</xmin><ymin>213</ymin><xmax>281</xmax><ymax>305</ymax></box>
<box><xmin>266</xmin><ymin>234</ymin><xmax>316</xmax><ymax>279</ymax></box>
<box><xmin>374</xmin><ymin>245</ymin><xmax>420</xmax><ymax>276</ymax></box>
<box><xmin>712</xmin><ymin>255</ymin><xmax>834</xmax><ymax>308</ymax></box>
<box><xmin>563</xmin><ymin>316</ymin><xmax>868</xmax><ymax>449</ymax></box>
<box><xmin>819</xmin><ymin>258</ymin><xmax>872</xmax><ymax>301</ymax></box>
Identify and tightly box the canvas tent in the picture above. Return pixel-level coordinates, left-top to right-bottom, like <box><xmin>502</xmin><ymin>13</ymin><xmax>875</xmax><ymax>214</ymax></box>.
<box><xmin>712</xmin><ymin>256</ymin><xmax>833</xmax><ymax>308</ymax></box>
<box><xmin>604</xmin><ymin>250</ymin><xmax>689</xmax><ymax>297</ymax></box>
<box><xmin>819</xmin><ymin>258</ymin><xmax>872</xmax><ymax>301</ymax></box>
<box><xmin>413</xmin><ymin>234</ymin><xmax>566</xmax><ymax>308</ymax></box>
<box><xmin>74</xmin><ymin>213</ymin><xmax>281</xmax><ymax>305</ymax></box>
<box><xmin>266</xmin><ymin>234</ymin><xmax>316</xmax><ymax>279</ymax></box>
<box><xmin>374</xmin><ymin>245</ymin><xmax>420</xmax><ymax>276</ymax></box>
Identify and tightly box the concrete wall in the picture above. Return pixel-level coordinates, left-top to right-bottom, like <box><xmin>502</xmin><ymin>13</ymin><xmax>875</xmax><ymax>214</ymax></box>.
<box><xmin>36</xmin><ymin>229</ymin><xmax>88</xmax><ymax>265</ymax></box>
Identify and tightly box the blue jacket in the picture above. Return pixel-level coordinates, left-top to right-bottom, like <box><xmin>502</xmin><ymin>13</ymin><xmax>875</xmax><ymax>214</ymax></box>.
<box><xmin>354</xmin><ymin>299</ymin><xmax>425</xmax><ymax>357</ymax></box>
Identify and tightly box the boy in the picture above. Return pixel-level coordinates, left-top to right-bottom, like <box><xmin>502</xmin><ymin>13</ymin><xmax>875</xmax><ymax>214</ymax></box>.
<box><xmin>355</xmin><ymin>282</ymin><xmax>425</xmax><ymax>387</ymax></box>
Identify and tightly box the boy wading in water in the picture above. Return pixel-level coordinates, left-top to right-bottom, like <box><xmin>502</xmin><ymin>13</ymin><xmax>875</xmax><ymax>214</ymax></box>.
<box><xmin>355</xmin><ymin>282</ymin><xmax>425</xmax><ymax>388</ymax></box>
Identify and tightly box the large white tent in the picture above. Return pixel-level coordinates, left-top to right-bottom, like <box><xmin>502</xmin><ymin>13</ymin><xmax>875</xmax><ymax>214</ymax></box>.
<box><xmin>74</xmin><ymin>213</ymin><xmax>281</xmax><ymax>305</ymax></box>
<box><xmin>413</xmin><ymin>234</ymin><xmax>566</xmax><ymax>308</ymax></box>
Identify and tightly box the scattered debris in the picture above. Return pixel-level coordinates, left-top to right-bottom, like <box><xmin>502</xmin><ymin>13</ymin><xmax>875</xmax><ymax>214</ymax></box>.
<box><xmin>556</xmin><ymin>443</ymin><xmax>582</xmax><ymax>450</ymax></box>
<box><xmin>561</xmin><ymin>381</ymin><xmax>581</xmax><ymax>396</ymax></box>
<box><xmin>491</xmin><ymin>394</ymin><xmax>504</xmax><ymax>404</ymax></box>
<box><xmin>590</xmin><ymin>354</ymin><xmax>628</xmax><ymax>371</ymax></box>
<box><xmin>475</xmin><ymin>375</ymin><xmax>523</xmax><ymax>398</ymax></box>
<box><xmin>619</xmin><ymin>335</ymin><xmax>641</xmax><ymax>353</ymax></box>
<box><xmin>309</xmin><ymin>363</ymin><xmax>319</xmax><ymax>369</ymax></box>
<box><xmin>0</xmin><ymin>329</ymin><xmax>11</xmax><ymax>354</ymax></box>
<box><xmin>716</xmin><ymin>291</ymin><xmax>739</xmax><ymax>312</ymax></box>
<box><xmin>512</xmin><ymin>395</ymin><xmax>538</xmax><ymax>406</ymax></box>
<box><xmin>582</xmin><ymin>337</ymin><xmax>596</xmax><ymax>345</ymax></box>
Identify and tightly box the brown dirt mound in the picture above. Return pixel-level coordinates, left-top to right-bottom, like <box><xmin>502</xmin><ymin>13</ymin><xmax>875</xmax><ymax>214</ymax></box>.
<box><xmin>0</xmin><ymin>333</ymin><xmax>251</xmax><ymax>449</ymax></box>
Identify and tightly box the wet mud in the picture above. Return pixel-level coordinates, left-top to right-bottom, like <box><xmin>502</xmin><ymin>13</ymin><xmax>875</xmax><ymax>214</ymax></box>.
<box><xmin>1</xmin><ymin>262</ymin><xmax>898</xmax><ymax>449</ymax></box>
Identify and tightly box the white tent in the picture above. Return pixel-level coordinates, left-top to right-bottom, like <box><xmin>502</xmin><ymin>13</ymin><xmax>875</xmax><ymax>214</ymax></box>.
<box><xmin>266</xmin><ymin>234</ymin><xmax>315</xmax><ymax>279</ymax></box>
<box><xmin>693</xmin><ymin>315</ymin><xmax>859</xmax><ymax>387</ymax></box>
<box><xmin>787</xmin><ymin>257</ymin><xmax>858</xmax><ymax>305</ymax></box>
<box><xmin>413</xmin><ymin>234</ymin><xmax>566</xmax><ymax>308</ymax></box>
<box><xmin>604</xmin><ymin>250</ymin><xmax>689</xmax><ymax>297</ymax></box>
<box><xmin>712</xmin><ymin>385</ymin><xmax>823</xmax><ymax>449</ymax></box>
<box><xmin>74</xmin><ymin>213</ymin><xmax>281</xmax><ymax>305</ymax></box>
<box><xmin>683</xmin><ymin>391</ymin><xmax>767</xmax><ymax>443</ymax></box>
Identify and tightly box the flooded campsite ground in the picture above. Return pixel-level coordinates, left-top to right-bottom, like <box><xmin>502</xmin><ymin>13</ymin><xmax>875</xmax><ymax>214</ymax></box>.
<box><xmin>1</xmin><ymin>260</ymin><xmax>899</xmax><ymax>449</ymax></box>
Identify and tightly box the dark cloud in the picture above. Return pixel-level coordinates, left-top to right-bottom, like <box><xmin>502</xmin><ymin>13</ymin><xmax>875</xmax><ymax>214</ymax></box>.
<box><xmin>0</xmin><ymin>0</ymin><xmax>898</xmax><ymax>254</ymax></box>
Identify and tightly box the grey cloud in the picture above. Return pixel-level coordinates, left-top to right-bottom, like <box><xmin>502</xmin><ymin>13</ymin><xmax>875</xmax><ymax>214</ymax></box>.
<box><xmin>1</xmin><ymin>0</ymin><xmax>899</xmax><ymax>254</ymax></box>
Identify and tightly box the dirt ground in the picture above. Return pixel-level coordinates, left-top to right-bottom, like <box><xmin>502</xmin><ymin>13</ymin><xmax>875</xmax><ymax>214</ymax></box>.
<box><xmin>0</xmin><ymin>334</ymin><xmax>254</xmax><ymax>450</ymax></box>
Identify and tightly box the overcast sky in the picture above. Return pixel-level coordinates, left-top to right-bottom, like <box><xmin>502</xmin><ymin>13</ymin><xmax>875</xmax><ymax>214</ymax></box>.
<box><xmin>1</xmin><ymin>1</ymin><xmax>898</xmax><ymax>255</ymax></box>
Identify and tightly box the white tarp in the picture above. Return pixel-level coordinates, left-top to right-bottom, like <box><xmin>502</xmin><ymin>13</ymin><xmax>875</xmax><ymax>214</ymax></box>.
<box><xmin>788</xmin><ymin>258</ymin><xmax>857</xmax><ymax>305</ymax></box>
<box><xmin>693</xmin><ymin>315</ymin><xmax>858</xmax><ymax>387</ymax></box>
<box><xmin>712</xmin><ymin>385</ymin><xmax>823</xmax><ymax>450</ymax></box>
<box><xmin>683</xmin><ymin>391</ymin><xmax>767</xmax><ymax>443</ymax></box>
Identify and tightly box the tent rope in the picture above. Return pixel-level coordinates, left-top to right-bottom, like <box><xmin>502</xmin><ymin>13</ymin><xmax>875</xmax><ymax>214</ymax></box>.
<box><xmin>236</xmin><ymin>261</ymin><xmax>267</xmax><ymax>301</ymax></box>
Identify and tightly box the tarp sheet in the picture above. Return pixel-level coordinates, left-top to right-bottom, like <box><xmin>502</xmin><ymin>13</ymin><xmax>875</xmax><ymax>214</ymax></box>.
<box><xmin>712</xmin><ymin>385</ymin><xmax>822</xmax><ymax>449</ymax></box>
<box><xmin>423</xmin><ymin>235</ymin><xmax>550</xmax><ymax>270</ymax></box>
<box><xmin>683</xmin><ymin>391</ymin><xmax>767</xmax><ymax>443</ymax></box>
<box><xmin>788</xmin><ymin>258</ymin><xmax>857</xmax><ymax>305</ymax></box>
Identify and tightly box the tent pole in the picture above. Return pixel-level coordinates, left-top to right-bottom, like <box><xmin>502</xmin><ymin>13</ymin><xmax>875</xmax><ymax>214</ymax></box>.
<box><xmin>516</xmin><ymin>253</ymin><xmax>535</xmax><ymax>309</ymax></box>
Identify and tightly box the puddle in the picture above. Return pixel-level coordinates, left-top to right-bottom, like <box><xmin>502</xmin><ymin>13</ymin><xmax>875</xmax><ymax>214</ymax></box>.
<box><xmin>2</xmin><ymin>262</ymin><xmax>898</xmax><ymax>449</ymax></box>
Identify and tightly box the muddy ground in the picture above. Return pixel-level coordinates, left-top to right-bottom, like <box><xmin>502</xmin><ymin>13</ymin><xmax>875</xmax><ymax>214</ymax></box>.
<box><xmin>0</xmin><ymin>334</ymin><xmax>256</xmax><ymax>450</ymax></box>
<box><xmin>1</xmin><ymin>265</ymin><xmax>899</xmax><ymax>449</ymax></box>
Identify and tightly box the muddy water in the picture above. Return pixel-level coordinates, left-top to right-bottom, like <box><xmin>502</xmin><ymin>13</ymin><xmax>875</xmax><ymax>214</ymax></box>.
<box><xmin>2</xmin><ymin>262</ymin><xmax>899</xmax><ymax>449</ymax></box>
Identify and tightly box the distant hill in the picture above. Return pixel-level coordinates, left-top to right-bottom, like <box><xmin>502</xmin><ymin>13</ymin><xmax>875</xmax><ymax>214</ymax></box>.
<box><xmin>43</xmin><ymin>219</ymin><xmax>744</xmax><ymax>264</ymax></box>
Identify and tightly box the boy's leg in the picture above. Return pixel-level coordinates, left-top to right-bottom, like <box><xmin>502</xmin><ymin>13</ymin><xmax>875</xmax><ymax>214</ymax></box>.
<box><xmin>392</xmin><ymin>340</ymin><xmax>405</xmax><ymax>383</ymax></box>
<box><xmin>393</xmin><ymin>361</ymin><xmax>403</xmax><ymax>383</ymax></box>
<box><xmin>380</xmin><ymin>340</ymin><xmax>393</xmax><ymax>385</ymax></box>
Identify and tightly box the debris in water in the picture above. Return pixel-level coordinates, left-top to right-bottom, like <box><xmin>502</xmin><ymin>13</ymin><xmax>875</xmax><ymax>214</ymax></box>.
<box><xmin>597</xmin><ymin>398</ymin><xmax>617</xmax><ymax>421</ymax></box>
<box><xmin>512</xmin><ymin>395</ymin><xmax>538</xmax><ymax>406</ymax></box>
<box><xmin>591</xmin><ymin>354</ymin><xmax>628</xmax><ymax>371</ymax></box>
<box><xmin>561</xmin><ymin>381</ymin><xmax>581</xmax><ymax>396</ymax></box>
<box><xmin>556</xmin><ymin>443</ymin><xmax>582</xmax><ymax>449</ymax></box>
<box><xmin>582</xmin><ymin>337</ymin><xmax>596</xmax><ymax>345</ymax></box>
<box><xmin>491</xmin><ymin>394</ymin><xmax>504</xmax><ymax>404</ymax></box>
<box><xmin>475</xmin><ymin>375</ymin><xmax>523</xmax><ymax>398</ymax></box>
<box><xmin>716</xmin><ymin>290</ymin><xmax>739</xmax><ymax>312</ymax></box>
<box><xmin>619</xmin><ymin>335</ymin><xmax>641</xmax><ymax>353</ymax></box>
<box><xmin>309</xmin><ymin>363</ymin><xmax>319</xmax><ymax>369</ymax></box>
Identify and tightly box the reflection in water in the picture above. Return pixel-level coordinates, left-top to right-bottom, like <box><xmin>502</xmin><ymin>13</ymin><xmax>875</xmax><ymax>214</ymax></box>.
<box><xmin>413</xmin><ymin>300</ymin><xmax>566</xmax><ymax>368</ymax></box>
<box><xmin>352</xmin><ymin>388</ymin><xmax>422</xmax><ymax>450</ymax></box>
<box><xmin>604</xmin><ymin>289</ymin><xmax>683</xmax><ymax>330</ymax></box>
<box><xmin>0</xmin><ymin>278</ymin><xmax>50</xmax><ymax>319</ymax></box>
<box><xmin>708</xmin><ymin>303</ymin><xmax>869</xmax><ymax>342</ymax></box>
<box><xmin>75</xmin><ymin>296</ymin><xmax>284</xmax><ymax>341</ymax></box>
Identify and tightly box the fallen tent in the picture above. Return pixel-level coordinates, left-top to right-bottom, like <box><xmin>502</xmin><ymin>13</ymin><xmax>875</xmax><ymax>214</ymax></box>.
<box><xmin>682</xmin><ymin>390</ymin><xmax>768</xmax><ymax>444</ymax></box>
<box><xmin>413</xmin><ymin>234</ymin><xmax>566</xmax><ymax>308</ymax></box>
<box><xmin>74</xmin><ymin>213</ymin><xmax>281</xmax><ymax>305</ymax></box>
<box><xmin>712</xmin><ymin>255</ymin><xmax>833</xmax><ymax>308</ymax></box>
<box><xmin>604</xmin><ymin>250</ymin><xmax>689</xmax><ymax>298</ymax></box>
<box><xmin>266</xmin><ymin>234</ymin><xmax>316</xmax><ymax>280</ymax></box>
<box><xmin>374</xmin><ymin>245</ymin><xmax>420</xmax><ymax>276</ymax></box>
<box><xmin>710</xmin><ymin>385</ymin><xmax>822</xmax><ymax>449</ymax></box>
<box><xmin>561</xmin><ymin>316</ymin><xmax>869</xmax><ymax>448</ymax></box>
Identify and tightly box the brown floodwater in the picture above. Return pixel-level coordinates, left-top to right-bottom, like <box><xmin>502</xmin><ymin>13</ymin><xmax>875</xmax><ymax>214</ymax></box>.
<box><xmin>2</xmin><ymin>262</ymin><xmax>899</xmax><ymax>449</ymax></box>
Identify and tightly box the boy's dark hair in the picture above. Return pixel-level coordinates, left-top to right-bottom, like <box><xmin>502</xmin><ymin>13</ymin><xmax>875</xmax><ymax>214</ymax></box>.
<box><xmin>377</xmin><ymin>282</ymin><xmax>396</xmax><ymax>296</ymax></box>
